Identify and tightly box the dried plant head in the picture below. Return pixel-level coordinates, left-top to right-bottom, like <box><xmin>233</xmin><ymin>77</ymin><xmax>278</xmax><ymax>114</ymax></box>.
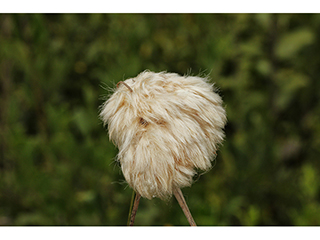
<box><xmin>100</xmin><ymin>71</ymin><xmax>227</xmax><ymax>200</ymax></box>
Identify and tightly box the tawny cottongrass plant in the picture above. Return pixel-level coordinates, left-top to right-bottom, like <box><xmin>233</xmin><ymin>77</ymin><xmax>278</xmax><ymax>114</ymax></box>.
<box><xmin>100</xmin><ymin>70</ymin><xmax>226</xmax><ymax>226</ymax></box>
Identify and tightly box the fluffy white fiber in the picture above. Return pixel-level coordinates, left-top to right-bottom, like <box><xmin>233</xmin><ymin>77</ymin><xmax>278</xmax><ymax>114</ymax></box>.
<box><xmin>100</xmin><ymin>71</ymin><xmax>227</xmax><ymax>200</ymax></box>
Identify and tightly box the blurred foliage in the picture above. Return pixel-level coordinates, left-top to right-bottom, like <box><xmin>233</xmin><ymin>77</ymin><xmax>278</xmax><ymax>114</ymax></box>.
<box><xmin>1</xmin><ymin>14</ymin><xmax>320</xmax><ymax>226</ymax></box>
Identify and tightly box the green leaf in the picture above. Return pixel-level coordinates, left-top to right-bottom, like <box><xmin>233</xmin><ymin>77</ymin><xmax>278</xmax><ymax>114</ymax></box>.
<box><xmin>276</xmin><ymin>28</ymin><xmax>315</xmax><ymax>59</ymax></box>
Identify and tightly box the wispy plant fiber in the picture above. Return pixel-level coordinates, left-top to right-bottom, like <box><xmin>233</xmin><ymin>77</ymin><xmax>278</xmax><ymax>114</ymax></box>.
<box><xmin>100</xmin><ymin>71</ymin><xmax>227</xmax><ymax>200</ymax></box>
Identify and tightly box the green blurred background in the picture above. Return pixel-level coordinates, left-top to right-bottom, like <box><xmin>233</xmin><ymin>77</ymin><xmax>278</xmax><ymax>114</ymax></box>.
<box><xmin>1</xmin><ymin>14</ymin><xmax>320</xmax><ymax>226</ymax></box>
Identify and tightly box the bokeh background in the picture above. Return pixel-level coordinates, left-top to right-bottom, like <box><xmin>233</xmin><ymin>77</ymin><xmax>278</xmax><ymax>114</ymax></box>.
<box><xmin>1</xmin><ymin>14</ymin><xmax>320</xmax><ymax>226</ymax></box>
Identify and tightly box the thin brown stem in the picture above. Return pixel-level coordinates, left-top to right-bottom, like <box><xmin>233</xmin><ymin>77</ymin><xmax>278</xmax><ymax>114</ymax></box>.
<box><xmin>129</xmin><ymin>192</ymin><xmax>141</xmax><ymax>226</ymax></box>
<box><xmin>116</xmin><ymin>81</ymin><xmax>133</xmax><ymax>92</ymax></box>
<box><xmin>173</xmin><ymin>187</ymin><xmax>197</xmax><ymax>226</ymax></box>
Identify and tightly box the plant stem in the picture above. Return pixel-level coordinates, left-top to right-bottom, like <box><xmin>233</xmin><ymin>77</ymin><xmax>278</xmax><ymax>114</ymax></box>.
<box><xmin>127</xmin><ymin>190</ymin><xmax>135</xmax><ymax>226</ymax></box>
<box><xmin>129</xmin><ymin>192</ymin><xmax>141</xmax><ymax>226</ymax></box>
<box><xmin>173</xmin><ymin>187</ymin><xmax>197</xmax><ymax>226</ymax></box>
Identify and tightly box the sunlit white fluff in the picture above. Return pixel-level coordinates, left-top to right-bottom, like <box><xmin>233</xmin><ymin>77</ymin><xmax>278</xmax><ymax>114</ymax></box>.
<box><xmin>100</xmin><ymin>71</ymin><xmax>227</xmax><ymax>200</ymax></box>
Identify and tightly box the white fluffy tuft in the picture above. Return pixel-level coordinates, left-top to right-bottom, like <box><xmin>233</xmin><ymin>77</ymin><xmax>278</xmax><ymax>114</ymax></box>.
<box><xmin>100</xmin><ymin>71</ymin><xmax>227</xmax><ymax>200</ymax></box>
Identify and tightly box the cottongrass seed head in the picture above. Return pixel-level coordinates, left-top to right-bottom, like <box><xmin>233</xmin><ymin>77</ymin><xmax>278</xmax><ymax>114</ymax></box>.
<box><xmin>100</xmin><ymin>71</ymin><xmax>227</xmax><ymax>200</ymax></box>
